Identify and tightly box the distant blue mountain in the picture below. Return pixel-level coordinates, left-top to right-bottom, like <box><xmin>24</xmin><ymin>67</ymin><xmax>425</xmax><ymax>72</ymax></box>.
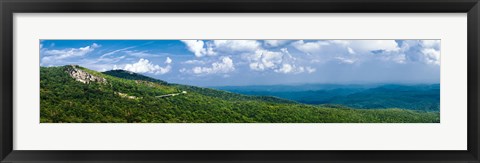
<box><xmin>212</xmin><ymin>84</ymin><xmax>440</xmax><ymax>111</ymax></box>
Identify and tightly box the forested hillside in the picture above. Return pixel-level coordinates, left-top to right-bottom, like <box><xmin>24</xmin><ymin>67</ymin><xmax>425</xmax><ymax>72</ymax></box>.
<box><xmin>40</xmin><ymin>65</ymin><xmax>440</xmax><ymax>123</ymax></box>
<box><xmin>215</xmin><ymin>84</ymin><xmax>440</xmax><ymax>111</ymax></box>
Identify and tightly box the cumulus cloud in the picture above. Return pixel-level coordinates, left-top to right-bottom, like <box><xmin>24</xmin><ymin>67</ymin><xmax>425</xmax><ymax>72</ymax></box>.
<box><xmin>291</xmin><ymin>40</ymin><xmax>330</xmax><ymax>55</ymax></box>
<box><xmin>290</xmin><ymin>40</ymin><xmax>439</xmax><ymax>66</ymax></box>
<box><xmin>274</xmin><ymin>64</ymin><xmax>309</xmax><ymax>74</ymax></box>
<box><xmin>420</xmin><ymin>40</ymin><xmax>440</xmax><ymax>65</ymax></box>
<box><xmin>181</xmin><ymin>40</ymin><xmax>205</xmax><ymax>57</ymax></box>
<box><xmin>421</xmin><ymin>48</ymin><xmax>440</xmax><ymax>65</ymax></box>
<box><xmin>342</xmin><ymin>40</ymin><xmax>400</xmax><ymax>53</ymax></box>
<box><xmin>41</xmin><ymin>40</ymin><xmax>441</xmax><ymax>86</ymax></box>
<box><xmin>180</xmin><ymin>40</ymin><xmax>316</xmax><ymax>74</ymax></box>
<box><xmin>273</xmin><ymin>64</ymin><xmax>315</xmax><ymax>74</ymax></box>
<box><xmin>121</xmin><ymin>58</ymin><xmax>172</xmax><ymax>75</ymax></box>
<box><xmin>181</xmin><ymin>40</ymin><xmax>216</xmax><ymax>57</ymax></box>
<box><xmin>248</xmin><ymin>49</ymin><xmax>284</xmax><ymax>71</ymax></box>
<box><xmin>400</xmin><ymin>40</ymin><xmax>440</xmax><ymax>65</ymax></box>
<box><xmin>294</xmin><ymin>40</ymin><xmax>400</xmax><ymax>55</ymax></box>
<box><xmin>213</xmin><ymin>40</ymin><xmax>260</xmax><ymax>53</ymax></box>
<box><xmin>181</xmin><ymin>40</ymin><xmax>262</xmax><ymax>57</ymax></box>
<box><xmin>184</xmin><ymin>57</ymin><xmax>235</xmax><ymax>75</ymax></box>
<box><xmin>275</xmin><ymin>64</ymin><xmax>296</xmax><ymax>74</ymax></box>
<box><xmin>246</xmin><ymin>48</ymin><xmax>311</xmax><ymax>74</ymax></box>
<box><xmin>421</xmin><ymin>40</ymin><xmax>440</xmax><ymax>49</ymax></box>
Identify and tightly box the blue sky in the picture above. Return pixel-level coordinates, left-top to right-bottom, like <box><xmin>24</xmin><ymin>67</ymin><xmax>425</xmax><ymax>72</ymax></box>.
<box><xmin>40</xmin><ymin>40</ymin><xmax>440</xmax><ymax>86</ymax></box>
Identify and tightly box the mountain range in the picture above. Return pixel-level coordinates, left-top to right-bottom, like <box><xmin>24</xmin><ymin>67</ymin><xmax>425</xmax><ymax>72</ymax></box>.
<box><xmin>40</xmin><ymin>65</ymin><xmax>440</xmax><ymax>123</ymax></box>
<box><xmin>214</xmin><ymin>84</ymin><xmax>440</xmax><ymax>111</ymax></box>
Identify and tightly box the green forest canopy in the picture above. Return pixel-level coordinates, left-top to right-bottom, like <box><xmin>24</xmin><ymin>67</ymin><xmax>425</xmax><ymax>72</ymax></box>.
<box><xmin>40</xmin><ymin>65</ymin><xmax>440</xmax><ymax>123</ymax></box>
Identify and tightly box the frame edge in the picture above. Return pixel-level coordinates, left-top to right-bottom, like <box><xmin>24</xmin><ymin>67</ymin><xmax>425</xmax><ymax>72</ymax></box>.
<box><xmin>1</xmin><ymin>0</ymin><xmax>480</xmax><ymax>162</ymax></box>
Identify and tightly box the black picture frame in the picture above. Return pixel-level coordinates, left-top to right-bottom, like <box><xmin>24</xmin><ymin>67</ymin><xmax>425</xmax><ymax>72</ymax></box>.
<box><xmin>1</xmin><ymin>0</ymin><xmax>479</xmax><ymax>162</ymax></box>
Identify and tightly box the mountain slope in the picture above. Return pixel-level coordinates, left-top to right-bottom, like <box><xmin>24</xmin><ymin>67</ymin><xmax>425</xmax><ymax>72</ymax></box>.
<box><xmin>103</xmin><ymin>69</ymin><xmax>298</xmax><ymax>104</ymax></box>
<box><xmin>40</xmin><ymin>65</ymin><xmax>440</xmax><ymax>123</ymax></box>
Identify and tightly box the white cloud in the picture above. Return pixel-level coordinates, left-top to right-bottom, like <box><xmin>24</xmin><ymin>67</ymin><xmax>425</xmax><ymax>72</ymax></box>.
<box><xmin>181</xmin><ymin>40</ymin><xmax>261</xmax><ymax>58</ymax></box>
<box><xmin>113</xmin><ymin>65</ymin><xmax>121</xmax><ymax>70</ymax></box>
<box><xmin>264</xmin><ymin>40</ymin><xmax>291</xmax><ymax>47</ymax></box>
<box><xmin>400</xmin><ymin>40</ymin><xmax>440</xmax><ymax>65</ymax></box>
<box><xmin>421</xmin><ymin>40</ymin><xmax>440</xmax><ymax>49</ymax></box>
<box><xmin>246</xmin><ymin>48</ymin><xmax>310</xmax><ymax>74</ymax></box>
<box><xmin>335</xmin><ymin>57</ymin><xmax>356</xmax><ymax>64</ymax></box>
<box><xmin>420</xmin><ymin>40</ymin><xmax>440</xmax><ymax>65</ymax></box>
<box><xmin>306</xmin><ymin>67</ymin><xmax>316</xmax><ymax>73</ymax></box>
<box><xmin>248</xmin><ymin>50</ymin><xmax>284</xmax><ymax>71</ymax></box>
<box><xmin>213</xmin><ymin>40</ymin><xmax>260</xmax><ymax>53</ymax></box>
<box><xmin>274</xmin><ymin>64</ymin><xmax>307</xmax><ymax>74</ymax></box>
<box><xmin>180</xmin><ymin>40</ymin><xmax>322</xmax><ymax>74</ymax></box>
<box><xmin>181</xmin><ymin>40</ymin><xmax>205</xmax><ymax>57</ymax></box>
<box><xmin>41</xmin><ymin>43</ymin><xmax>100</xmax><ymax>65</ymax></box>
<box><xmin>180</xmin><ymin>40</ymin><xmax>313</xmax><ymax>74</ymax></box>
<box><xmin>165</xmin><ymin>57</ymin><xmax>172</xmax><ymax>64</ymax></box>
<box><xmin>122</xmin><ymin>58</ymin><xmax>172</xmax><ymax>75</ymax></box>
<box><xmin>275</xmin><ymin>64</ymin><xmax>295</xmax><ymax>74</ymax></box>
<box><xmin>181</xmin><ymin>40</ymin><xmax>320</xmax><ymax>74</ymax></box>
<box><xmin>179</xmin><ymin>40</ymin><xmax>438</xmax><ymax>77</ymax></box>
<box><xmin>155</xmin><ymin>66</ymin><xmax>171</xmax><ymax>75</ymax></box>
<box><xmin>422</xmin><ymin>48</ymin><xmax>440</xmax><ymax>65</ymax></box>
<box><xmin>329</xmin><ymin>40</ymin><xmax>349</xmax><ymax>46</ymax></box>
<box><xmin>100</xmin><ymin>46</ymin><xmax>136</xmax><ymax>58</ymax></box>
<box><xmin>183</xmin><ymin>60</ymin><xmax>205</xmax><ymax>65</ymax></box>
<box><xmin>347</xmin><ymin>47</ymin><xmax>356</xmax><ymax>54</ymax></box>
<box><xmin>181</xmin><ymin>40</ymin><xmax>216</xmax><ymax>57</ymax></box>
<box><xmin>188</xmin><ymin>57</ymin><xmax>235</xmax><ymax>75</ymax></box>
<box><xmin>334</xmin><ymin>40</ymin><xmax>400</xmax><ymax>53</ymax></box>
<box><xmin>292</xmin><ymin>40</ymin><xmax>330</xmax><ymax>54</ymax></box>
<box><xmin>292</xmin><ymin>40</ymin><xmax>409</xmax><ymax>66</ymax></box>
<box><xmin>123</xmin><ymin>50</ymin><xmax>168</xmax><ymax>58</ymax></box>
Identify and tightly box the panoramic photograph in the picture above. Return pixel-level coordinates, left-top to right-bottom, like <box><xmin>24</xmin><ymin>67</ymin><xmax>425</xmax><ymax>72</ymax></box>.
<box><xmin>40</xmin><ymin>40</ymin><xmax>440</xmax><ymax>123</ymax></box>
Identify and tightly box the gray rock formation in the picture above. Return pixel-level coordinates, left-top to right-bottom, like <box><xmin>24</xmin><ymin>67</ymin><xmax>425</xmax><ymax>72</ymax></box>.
<box><xmin>66</xmin><ymin>65</ymin><xmax>107</xmax><ymax>84</ymax></box>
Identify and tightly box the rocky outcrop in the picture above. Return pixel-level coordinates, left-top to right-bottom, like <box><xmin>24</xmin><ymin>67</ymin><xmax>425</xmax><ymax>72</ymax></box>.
<box><xmin>66</xmin><ymin>65</ymin><xmax>107</xmax><ymax>84</ymax></box>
